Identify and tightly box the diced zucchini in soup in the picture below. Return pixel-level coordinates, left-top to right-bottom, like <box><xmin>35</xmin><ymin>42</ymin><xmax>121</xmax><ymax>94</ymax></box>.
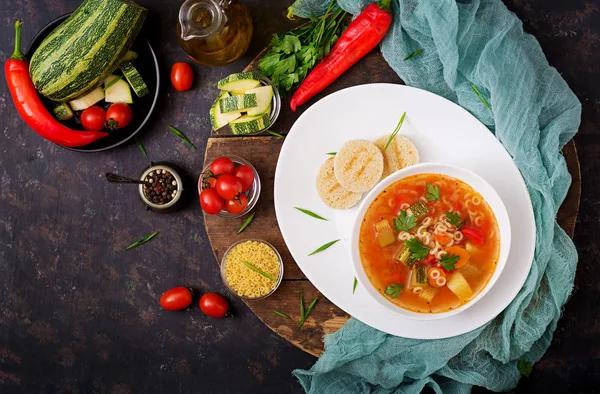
<box><xmin>411</xmin><ymin>264</ymin><xmax>428</xmax><ymax>286</ymax></box>
<box><xmin>447</xmin><ymin>272</ymin><xmax>473</xmax><ymax>301</ymax></box>
<box><xmin>394</xmin><ymin>245</ymin><xmax>415</xmax><ymax>268</ymax></box>
<box><xmin>407</xmin><ymin>201</ymin><xmax>429</xmax><ymax>221</ymax></box>
<box><xmin>375</xmin><ymin>220</ymin><xmax>395</xmax><ymax>248</ymax></box>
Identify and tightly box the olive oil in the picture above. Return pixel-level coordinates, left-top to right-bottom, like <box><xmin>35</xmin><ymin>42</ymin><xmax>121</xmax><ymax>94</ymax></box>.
<box><xmin>178</xmin><ymin>0</ymin><xmax>253</xmax><ymax>67</ymax></box>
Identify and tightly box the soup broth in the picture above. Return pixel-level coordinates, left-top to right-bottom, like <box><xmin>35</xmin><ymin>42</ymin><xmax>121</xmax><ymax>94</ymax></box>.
<box><xmin>359</xmin><ymin>173</ymin><xmax>500</xmax><ymax>313</ymax></box>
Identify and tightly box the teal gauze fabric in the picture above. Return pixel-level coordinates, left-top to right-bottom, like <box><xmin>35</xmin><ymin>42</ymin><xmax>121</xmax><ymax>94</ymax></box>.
<box><xmin>288</xmin><ymin>0</ymin><xmax>582</xmax><ymax>392</ymax></box>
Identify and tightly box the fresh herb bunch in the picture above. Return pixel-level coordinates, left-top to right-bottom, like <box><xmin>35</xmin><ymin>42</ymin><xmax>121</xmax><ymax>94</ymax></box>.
<box><xmin>258</xmin><ymin>0</ymin><xmax>348</xmax><ymax>97</ymax></box>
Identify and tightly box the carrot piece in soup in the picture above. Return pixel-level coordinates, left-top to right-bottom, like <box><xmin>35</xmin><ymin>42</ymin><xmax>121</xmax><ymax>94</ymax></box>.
<box><xmin>434</xmin><ymin>234</ymin><xmax>452</xmax><ymax>245</ymax></box>
<box><xmin>446</xmin><ymin>246</ymin><xmax>470</xmax><ymax>269</ymax></box>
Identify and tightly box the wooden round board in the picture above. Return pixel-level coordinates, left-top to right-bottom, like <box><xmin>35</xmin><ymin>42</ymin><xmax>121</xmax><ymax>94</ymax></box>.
<box><xmin>203</xmin><ymin>50</ymin><xmax>582</xmax><ymax>357</ymax></box>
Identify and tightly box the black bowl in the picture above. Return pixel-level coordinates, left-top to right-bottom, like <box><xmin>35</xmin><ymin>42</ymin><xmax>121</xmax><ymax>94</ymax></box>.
<box><xmin>26</xmin><ymin>14</ymin><xmax>160</xmax><ymax>152</ymax></box>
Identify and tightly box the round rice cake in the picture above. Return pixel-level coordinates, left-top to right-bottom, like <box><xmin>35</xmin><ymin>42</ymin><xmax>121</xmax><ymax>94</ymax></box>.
<box><xmin>333</xmin><ymin>139</ymin><xmax>384</xmax><ymax>193</ymax></box>
<box><xmin>316</xmin><ymin>158</ymin><xmax>363</xmax><ymax>209</ymax></box>
<box><xmin>373</xmin><ymin>135</ymin><xmax>420</xmax><ymax>178</ymax></box>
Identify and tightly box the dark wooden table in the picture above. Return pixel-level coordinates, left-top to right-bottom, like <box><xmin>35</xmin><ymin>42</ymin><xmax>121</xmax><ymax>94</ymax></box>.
<box><xmin>0</xmin><ymin>1</ymin><xmax>598</xmax><ymax>393</ymax></box>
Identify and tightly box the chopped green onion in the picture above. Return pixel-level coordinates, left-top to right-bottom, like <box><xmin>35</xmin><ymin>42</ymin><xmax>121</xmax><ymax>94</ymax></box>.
<box><xmin>295</xmin><ymin>207</ymin><xmax>328</xmax><ymax>221</ymax></box>
<box><xmin>266</xmin><ymin>130</ymin><xmax>284</xmax><ymax>138</ymax></box>
<box><xmin>237</xmin><ymin>211</ymin><xmax>256</xmax><ymax>234</ymax></box>
<box><xmin>470</xmin><ymin>83</ymin><xmax>492</xmax><ymax>112</ymax></box>
<box><xmin>298</xmin><ymin>297</ymin><xmax>318</xmax><ymax>327</ymax></box>
<box><xmin>353</xmin><ymin>277</ymin><xmax>358</xmax><ymax>294</ymax></box>
<box><xmin>240</xmin><ymin>260</ymin><xmax>277</xmax><ymax>281</ymax></box>
<box><xmin>308</xmin><ymin>239</ymin><xmax>340</xmax><ymax>256</ymax></box>
<box><xmin>126</xmin><ymin>231</ymin><xmax>158</xmax><ymax>250</ymax></box>
<box><xmin>403</xmin><ymin>48</ymin><xmax>423</xmax><ymax>61</ymax></box>
<box><xmin>273</xmin><ymin>310</ymin><xmax>291</xmax><ymax>319</ymax></box>
<box><xmin>168</xmin><ymin>125</ymin><xmax>197</xmax><ymax>149</ymax></box>
<box><xmin>384</xmin><ymin>112</ymin><xmax>407</xmax><ymax>150</ymax></box>
<box><xmin>326</xmin><ymin>152</ymin><xmax>337</xmax><ymax>156</ymax></box>
<box><xmin>135</xmin><ymin>137</ymin><xmax>148</xmax><ymax>159</ymax></box>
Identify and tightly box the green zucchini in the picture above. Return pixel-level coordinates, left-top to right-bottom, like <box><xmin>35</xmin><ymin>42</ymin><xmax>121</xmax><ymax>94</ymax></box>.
<box><xmin>218</xmin><ymin>93</ymin><xmax>257</xmax><ymax>113</ymax></box>
<box><xmin>210</xmin><ymin>92</ymin><xmax>242</xmax><ymax>130</ymax></box>
<box><xmin>120</xmin><ymin>50</ymin><xmax>138</xmax><ymax>63</ymax></box>
<box><xmin>120</xmin><ymin>61</ymin><xmax>148</xmax><ymax>97</ymax></box>
<box><xmin>217</xmin><ymin>72</ymin><xmax>261</xmax><ymax>92</ymax></box>
<box><xmin>229</xmin><ymin>113</ymin><xmax>270</xmax><ymax>135</ymax></box>
<box><xmin>246</xmin><ymin>85</ymin><xmax>273</xmax><ymax>116</ymax></box>
<box><xmin>69</xmin><ymin>86</ymin><xmax>105</xmax><ymax>111</ymax></box>
<box><xmin>394</xmin><ymin>245</ymin><xmax>415</xmax><ymax>268</ymax></box>
<box><xmin>407</xmin><ymin>201</ymin><xmax>429</xmax><ymax>221</ymax></box>
<box><xmin>29</xmin><ymin>0</ymin><xmax>147</xmax><ymax>101</ymax></box>
<box><xmin>412</xmin><ymin>265</ymin><xmax>428</xmax><ymax>285</ymax></box>
<box><xmin>104</xmin><ymin>75</ymin><xmax>133</xmax><ymax>103</ymax></box>
<box><xmin>53</xmin><ymin>102</ymin><xmax>74</xmax><ymax>121</ymax></box>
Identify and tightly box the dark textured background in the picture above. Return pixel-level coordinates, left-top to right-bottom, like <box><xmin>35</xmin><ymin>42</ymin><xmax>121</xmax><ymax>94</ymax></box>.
<box><xmin>0</xmin><ymin>0</ymin><xmax>598</xmax><ymax>393</ymax></box>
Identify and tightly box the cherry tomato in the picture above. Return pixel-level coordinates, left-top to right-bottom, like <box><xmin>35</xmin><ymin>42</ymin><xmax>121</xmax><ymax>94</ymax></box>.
<box><xmin>200</xmin><ymin>188</ymin><xmax>225</xmax><ymax>214</ymax></box>
<box><xmin>225</xmin><ymin>194</ymin><xmax>248</xmax><ymax>214</ymax></box>
<box><xmin>199</xmin><ymin>293</ymin><xmax>229</xmax><ymax>318</ymax></box>
<box><xmin>105</xmin><ymin>103</ymin><xmax>133</xmax><ymax>130</ymax></box>
<box><xmin>160</xmin><ymin>287</ymin><xmax>193</xmax><ymax>311</ymax></box>
<box><xmin>210</xmin><ymin>157</ymin><xmax>235</xmax><ymax>176</ymax></box>
<box><xmin>80</xmin><ymin>106</ymin><xmax>106</xmax><ymax>131</ymax></box>
<box><xmin>171</xmin><ymin>62</ymin><xmax>194</xmax><ymax>91</ymax></box>
<box><xmin>215</xmin><ymin>174</ymin><xmax>242</xmax><ymax>200</ymax></box>
<box><xmin>233</xmin><ymin>165</ymin><xmax>254</xmax><ymax>192</ymax></box>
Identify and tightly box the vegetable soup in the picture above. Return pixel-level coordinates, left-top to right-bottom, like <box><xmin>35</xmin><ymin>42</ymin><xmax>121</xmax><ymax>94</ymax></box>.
<box><xmin>358</xmin><ymin>173</ymin><xmax>500</xmax><ymax>313</ymax></box>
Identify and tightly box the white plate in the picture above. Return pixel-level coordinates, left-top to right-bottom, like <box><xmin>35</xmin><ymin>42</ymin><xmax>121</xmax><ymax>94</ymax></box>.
<box><xmin>274</xmin><ymin>84</ymin><xmax>535</xmax><ymax>339</ymax></box>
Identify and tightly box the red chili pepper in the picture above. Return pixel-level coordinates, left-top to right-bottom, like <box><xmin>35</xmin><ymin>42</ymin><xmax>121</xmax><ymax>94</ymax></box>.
<box><xmin>462</xmin><ymin>226</ymin><xmax>485</xmax><ymax>246</ymax></box>
<box><xmin>290</xmin><ymin>0</ymin><xmax>392</xmax><ymax>111</ymax></box>
<box><xmin>4</xmin><ymin>21</ymin><xmax>108</xmax><ymax>147</ymax></box>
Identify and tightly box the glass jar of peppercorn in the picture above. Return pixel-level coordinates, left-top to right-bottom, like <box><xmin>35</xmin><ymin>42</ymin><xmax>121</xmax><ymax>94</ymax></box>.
<box><xmin>138</xmin><ymin>164</ymin><xmax>184</xmax><ymax>213</ymax></box>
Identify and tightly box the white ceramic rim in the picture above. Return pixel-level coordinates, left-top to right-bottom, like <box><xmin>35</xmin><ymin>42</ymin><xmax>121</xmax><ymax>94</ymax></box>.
<box><xmin>350</xmin><ymin>162</ymin><xmax>512</xmax><ymax>320</ymax></box>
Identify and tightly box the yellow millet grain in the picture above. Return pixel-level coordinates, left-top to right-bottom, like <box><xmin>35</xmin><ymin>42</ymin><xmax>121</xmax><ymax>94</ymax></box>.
<box><xmin>224</xmin><ymin>241</ymin><xmax>281</xmax><ymax>298</ymax></box>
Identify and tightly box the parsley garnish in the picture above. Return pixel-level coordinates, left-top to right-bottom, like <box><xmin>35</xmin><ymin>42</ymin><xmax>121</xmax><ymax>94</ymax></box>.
<box><xmin>404</xmin><ymin>238</ymin><xmax>431</xmax><ymax>261</ymax></box>
<box><xmin>394</xmin><ymin>210</ymin><xmax>417</xmax><ymax>232</ymax></box>
<box><xmin>258</xmin><ymin>1</ymin><xmax>348</xmax><ymax>97</ymax></box>
<box><xmin>517</xmin><ymin>360</ymin><xmax>532</xmax><ymax>378</ymax></box>
<box><xmin>425</xmin><ymin>183</ymin><xmax>440</xmax><ymax>201</ymax></box>
<box><xmin>445</xmin><ymin>211</ymin><xmax>463</xmax><ymax>229</ymax></box>
<box><xmin>384</xmin><ymin>282</ymin><xmax>403</xmax><ymax>299</ymax></box>
<box><xmin>440</xmin><ymin>254</ymin><xmax>460</xmax><ymax>271</ymax></box>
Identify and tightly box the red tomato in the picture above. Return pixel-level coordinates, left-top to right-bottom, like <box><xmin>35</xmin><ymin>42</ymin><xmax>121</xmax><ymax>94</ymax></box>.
<box><xmin>105</xmin><ymin>103</ymin><xmax>133</xmax><ymax>130</ymax></box>
<box><xmin>216</xmin><ymin>174</ymin><xmax>242</xmax><ymax>200</ymax></box>
<box><xmin>225</xmin><ymin>194</ymin><xmax>248</xmax><ymax>214</ymax></box>
<box><xmin>233</xmin><ymin>165</ymin><xmax>254</xmax><ymax>192</ymax></box>
<box><xmin>422</xmin><ymin>254</ymin><xmax>437</xmax><ymax>264</ymax></box>
<box><xmin>462</xmin><ymin>226</ymin><xmax>485</xmax><ymax>246</ymax></box>
<box><xmin>80</xmin><ymin>106</ymin><xmax>106</xmax><ymax>131</ymax></box>
<box><xmin>160</xmin><ymin>287</ymin><xmax>193</xmax><ymax>311</ymax></box>
<box><xmin>200</xmin><ymin>188</ymin><xmax>225</xmax><ymax>214</ymax></box>
<box><xmin>210</xmin><ymin>157</ymin><xmax>234</xmax><ymax>176</ymax></box>
<box><xmin>171</xmin><ymin>62</ymin><xmax>194</xmax><ymax>91</ymax></box>
<box><xmin>199</xmin><ymin>293</ymin><xmax>229</xmax><ymax>318</ymax></box>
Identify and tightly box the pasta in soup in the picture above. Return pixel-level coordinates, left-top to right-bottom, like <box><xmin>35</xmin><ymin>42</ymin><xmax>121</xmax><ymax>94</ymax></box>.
<box><xmin>358</xmin><ymin>173</ymin><xmax>500</xmax><ymax>313</ymax></box>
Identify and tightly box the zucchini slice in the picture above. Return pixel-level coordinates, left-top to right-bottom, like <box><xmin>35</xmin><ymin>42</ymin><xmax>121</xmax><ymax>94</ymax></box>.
<box><xmin>246</xmin><ymin>85</ymin><xmax>273</xmax><ymax>116</ymax></box>
<box><xmin>374</xmin><ymin>220</ymin><xmax>395</xmax><ymax>248</ymax></box>
<box><xmin>121</xmin><ymin>50</ymin><xmax>138</xmax><ymax>63</ymax></box>
<box><xmin>394</xmin><ymin>245</ymin><xmax>415</xmax><ymax>268</ymax></box>
<box><xmin>104</xmin><ymin>75</ymin><xmax>133</xmax><ymax>104</ymax></box>
<box><xmin>229</xmin><ymin>113</ymin><xmax>270</xmax><ymax>135</ymax></box>
<box><xmin>53</xmin><ymin>102</ymin><xmax>74</xmax><ymax>121</ymax></box>
<box><xmin>210</xmin><ymin>92</ymin><xmax>242</xmax><ymax>130</ymax></box>
<box><xmin>219</xmin><ymin>93</ymin><xmax>258</xmax><ymax>113</ymax></box>
<box><xmin>411</xmin><ymin>265</ymin><xmax>428</xmax><ymax>285</ymax></box>
<box><xmin>217</xmin><ymin>72</ymin><xmax>261</xmax><ymax>92</ymax></box>
<box><xmin>120</xmin><ymin>61</ymin><xmax>149</xmax><ymax>98</ymax></box>
<box><xmin>69</xmin><ymin>86</ymin><xmax>105</xmax><ymax>111</ymax></box>
<box><xmin>407</xmin><ymin>201</ymin><xmax>429</xmax><ymax>221</ymax></box>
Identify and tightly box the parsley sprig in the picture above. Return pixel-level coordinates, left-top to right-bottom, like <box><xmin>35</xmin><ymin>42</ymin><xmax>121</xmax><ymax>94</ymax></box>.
<box><xmin>385</xmin><ymin>282</ymin><xmax>403</xmax><ymax>299</ymax></box>
<box><xmin>394</xmin><ymin>210</ymin><xmax>417</xmax><ymax>232</ymax></box>
<box><xmin>445</xmin><ymin>211</ymin><xmax>463</xmax><ymax>229</ymax></box>
<box><xmin>425</xmin><ymin>183</ymin><xmax>440</xmax><ymax>201</ymax></box>
<box><xmin>404</xmin><ymin>238</ymin><xmax>431</xmax><ymax>261</ymax></box>
<box><xmin>440</xmin><ymin>254</ymin><xmax>460</xmax><ymax>271</ymax></box>
<box><xmin>258</xmin><ymin>0</ymin><xmax>348</xmax><ymax>97</ymax></box>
